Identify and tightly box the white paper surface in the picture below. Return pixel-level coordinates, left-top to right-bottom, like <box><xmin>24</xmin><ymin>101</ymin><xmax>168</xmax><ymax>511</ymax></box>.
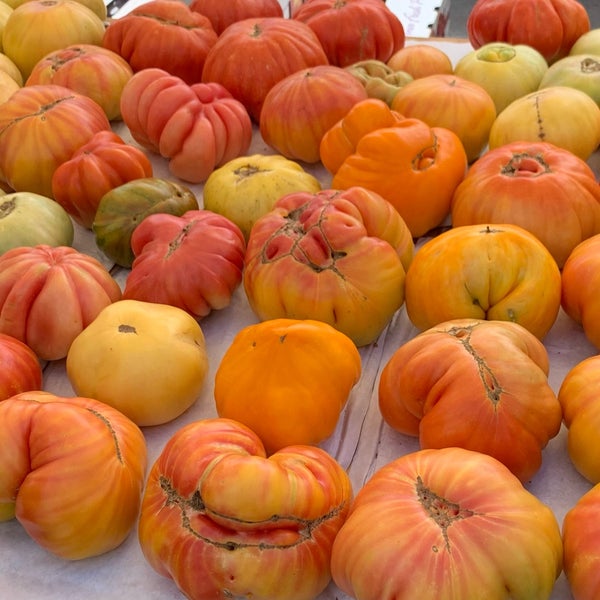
<box><xmin>0</xmin><ymin>38</ymin><xmax>597</xmax><ymax>600</ymax></box>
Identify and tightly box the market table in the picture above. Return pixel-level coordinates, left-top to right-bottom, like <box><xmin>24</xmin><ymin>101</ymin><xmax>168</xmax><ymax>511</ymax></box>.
<box><xmin>0</xmin><ymin>37</ymin><xmax>597</xmax><ymax>600</ymax></box>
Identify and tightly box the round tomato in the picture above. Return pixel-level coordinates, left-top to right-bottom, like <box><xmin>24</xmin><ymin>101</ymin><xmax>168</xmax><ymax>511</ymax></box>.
<box><xmin>331</xmin><ymin>447</ymin><xmax>563</xmax><ymax>600</ymax></box>
<box><xmin>538</xmin><ymin>54</ymin><xmax>600</xmax><ymax>107</ymax></box>
<box><xmin>189</xmin><ymin>0</ymin><xmax>283</xmax><ymax>34</ymax></box>
<box><xmin>0</xmin><ymin>391</ymin><xmax>147</xmax><ymax>558</ymax></box>
<box><xmin>66</xmin><ymin>299</ymin><xmax>210</xmax><ymax>427</ymax></box>
<box><xmin>0</xmin><ymin>191</ymin><xmax>74</xmax><ymax>254</ymax></box>
<box><xmin>0</xmin><ymin>333</ymin><xmax>42</xmax><ymax>401</ymax></box>
<box><xmin>138</xmin><ymin>417</ymin><xmax>353</xmax><ymax>600</ymax></box>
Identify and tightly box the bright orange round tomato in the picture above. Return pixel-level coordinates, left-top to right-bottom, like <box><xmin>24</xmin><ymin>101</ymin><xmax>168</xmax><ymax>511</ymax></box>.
<box><xmin>0</xmin><ymin>391</ymin><xmax>147</xmax><ymax>557</ymax></box>
<box><xmin>214</xmin><ymin>318</ymin><xmax>361</xmax><ymax>454</ymax></box>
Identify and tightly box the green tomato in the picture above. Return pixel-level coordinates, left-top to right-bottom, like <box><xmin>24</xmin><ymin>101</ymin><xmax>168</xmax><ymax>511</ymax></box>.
<box><xmin>0</xmin><ymin>191</ymin><xmax>74</xmax><ymax>255</ymax></box>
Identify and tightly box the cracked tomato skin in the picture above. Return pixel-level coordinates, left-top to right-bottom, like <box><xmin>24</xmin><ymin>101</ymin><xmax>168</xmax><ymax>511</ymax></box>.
<box><xmin>331</xmin><ymin>447</ymin><xmax>563</xmax><ymax>600</ymax></box>
<box><xmin>243</xmin><ymin>186</ymin><xmax>414</xmax><ymax>347</ymax></box>
<box><xmin>138</xmin><ymin>417</ymin><xmax>353</xmax><ymax>600</ymax></box>
<box><xmin>378</xmin><ymin>318</ymin><xmax>562</xmax><ymax>482</ymax></box>
<box><xmin>0</xmin><ymin>391</ymin><xmax>147</xmax><ymax>558</ymax></box>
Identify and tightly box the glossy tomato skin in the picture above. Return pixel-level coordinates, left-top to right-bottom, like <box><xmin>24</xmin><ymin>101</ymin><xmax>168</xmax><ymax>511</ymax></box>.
<box><xmin>51</xmin><ymin>130</ymin><xmax>153</xmax><ymax>229</ymax></box>
<box><xmin>0</xmin><ymin>191</ymin><xmax>74</xmax><ymax>253</ymax></box>
<box><xmin>0</xmin><ymin>391</ymin><xmax>147</xmax><ymax>557</ymax></box>
<box><xmin>558</xmin><ymin>355</ymin><xmax>600</xmax><ymax>483</ymax></box>
<box><xmin>66</xmin><ymin>299</ymin><xmax>210</xmax><ymax>427</ymax></box>
<box><xmin>0</xmin><ymin>245</ymin><xmax>122</xmax><ymax>361</ymax></box>
<box><xmin>378</xmin><ymin>318</ymin><xmax>562</xmax><ymax>482</ymax></box>
<box><xmin>563</xmin><ymin>483</ymin><xmax>600</xmax><ymax>600</ymax></box>
<box><xmin>123</xmin><ymin>210</ymin><xmax>246</xmax><ymax>319</ymax></box>
<box><xmin>243</xmin><ymin>186</ymin><xmax>414</xmax><ymax>347</ymax></box>
<box><xmin>0</xmin><ymin>334</ymin><xmax>42</xmax><ymax>401</ymax></box>
<box><xmin>451</xmin><ymin>141</ymin><xmax>600</xmax><ymax>268</ymax></box>
<box><xmin>292</xmin><ymin>0</ymin><xmax>405</xmax><ymax>67</ymax></box>
<box><xmin>138</xmin><ymin>418</ymin><xmax>353</xmax><ymax>600</ymax></box>
<box><xmin>103</xmin><ymin>0</ymin><xmax>217</xmax><ymax>85</ymax></box>
<box><xmin>25</xmin><ymin>44</ymin><xmax>134</xmax><ymax>121</ymax></box>
<box><xmin>0</xmin><ymin>84</ymin><xmax>111</xmax><ymax>198</ymax></box>
<box><xmin>331</xmin><ymin>447</ymin><xmax>563</xmax><ymax>600</ymax></box>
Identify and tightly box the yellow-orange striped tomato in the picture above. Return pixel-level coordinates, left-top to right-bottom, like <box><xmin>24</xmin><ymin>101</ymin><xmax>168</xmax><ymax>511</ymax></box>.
<box><xmin>138</xmin><ymin>417</ymin><xmax>353</xmax><ymax>600</ymax></box>
<box><xmin>0</xmin><ymin>391</ymin><xmax>147</xmax><ymax>558</ymax></box>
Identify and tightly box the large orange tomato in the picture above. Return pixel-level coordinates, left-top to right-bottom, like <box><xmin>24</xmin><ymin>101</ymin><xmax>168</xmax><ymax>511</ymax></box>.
<box><xmin>558</xmin><ymin>355</ymin><xmax>600</xmax><ymax>484</ymax></box>
<box><xmin>214</xmin><ymin>318</ymin><xmax>362</xmax><ymax>454</ymax></box>
<box><xmin>563</xmin><ymin>483</ymin><xmax>600</xmax><ymax>600</ymax></box>
<box><xmin>102</xmin><ymin>0</ymin><xmax>218</xmax><ymax>85</ymax></box>
<box><xmin>0</xmin><ymin>84</ymin><xmax>111</xmax><ymax>198</ymax></box>
<box><xmin>390</xmin><ymin>73</ymin><xmax>497</xmax><ymax>163</ymax></box>
<box><xmin>189</xmin><ymin>0</ymin><xmax>283</xmax><ymax>34</ymax></box>
<box><xmin>259</xmin><ymin>64</ymin><xmax>368</xmax><ymax>163</ymax></box>
<box><xmin>561</xmin><ymin>233</ymin><xmax>600</xmax><ymax>350</ymax></box>
<box><xmin>467</xmin><ymin>0</ymin><xmax>590</xmax><ymax>64</ymax></box>
<box><xmin>451</xmin><ymin>141</ymin><xmax>600</xmax><ymax>268</ymax></box>
<box><xmin>243</xmin><ymin>186</ymin><xmax>414</xmax><ymax>347</ymax></box>
<box><xmin>404</xmin><ymin>224</ymin><xmax>562</xmax><ymax>339</ymax></box>
<box><xmin>138</xmin><ymin>418</ymin><xmax>353</xmax><ymax>600</ymax></box>
<box><xmin>120</xmin><ymin>68</ymin><xmax>252</xmax><ymax>183</ymax></box>
<box><xmin>320</xmin><ymin>98</ymin><xmax>468</xmax><ymax>237</ymax></box>
<box><xmin>0</xmin><ymin>245</ymin><xmax>122</xmax><ymax>360</ymax></box>
<box><xmin>331</xmin><ymin>447</ymin><xmax>563</xmax><ymax>600</ymax></box>
<box><xmin>51</xmin><ymin>130</ymin><xmax>153</xmax><ymax>229</ymax></box>
<box><xmin>201</xmin><ymin>17</ymin><xmax>329</xmax><ymax>121</ymax></box>
<box><xmin>0</xmin><ymin>333</ymin><xmax>42</xmax><ymax>401</ymax></box>
<box><xmin>0</xmin><ymin>391</ymin><xmax>147</xmax><ymax>558</ymax></box>
<box><xmin>378</xmin><ymin>318</ymin><xmax>562</xmax><ymax>482</ymax></box>
<box><xmin>292</xmin><ymin>0</ymin><xmax>405</xmax><ymax>67</ymax></box>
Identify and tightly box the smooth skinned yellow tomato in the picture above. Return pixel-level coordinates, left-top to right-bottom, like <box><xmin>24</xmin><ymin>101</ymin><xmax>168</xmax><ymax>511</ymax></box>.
<box><xmin>138</xmin><ymin>417</ymin><xmax>353</xmax><ymax>600</ymax></box>
<box><xmin>0</xmin><ymin>391</ymin><xmax>147</xmax><ymax>558</ymax></box>
<box><xmin>202</xmin><ymin>153</ymin><xmax>322</xmax><ymax>239</ymax></box>
<box><xmin>66</xmin><ymin>299</ymin><xmax>209</xmax><ymax>426</ymax></box>
<box><xmin>331</xmin><ymin>447</ymin><xmax>563</xmax><ymax>600</ymax></box>
<box><xmin>214</xmin><ymin>318</ymin><xmax>362</xmax><ymax>454</ymax></box>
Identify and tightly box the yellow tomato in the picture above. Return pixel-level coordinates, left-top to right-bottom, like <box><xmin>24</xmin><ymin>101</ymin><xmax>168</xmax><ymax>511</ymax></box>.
<box><xmin>66</xmin><ymin>299</ymin><xmax>209</xmax><ymax>426</ymax></box>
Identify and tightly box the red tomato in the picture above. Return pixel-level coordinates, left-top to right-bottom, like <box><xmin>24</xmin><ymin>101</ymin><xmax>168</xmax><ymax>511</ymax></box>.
<box><xmin>0</xmin><ymin>333</ymin><xmax>42</xmax><ymax>400</ymax></box>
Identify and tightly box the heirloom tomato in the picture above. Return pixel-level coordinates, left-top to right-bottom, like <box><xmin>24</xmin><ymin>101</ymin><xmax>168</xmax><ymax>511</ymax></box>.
<box><xmin>201</xmin><ymin>17</ymin><xmax>329</xmax><ymax>121</ymax></box>
<box><xmin>467</xmin><ymin>0</ymin><xmax>590</xmax><ymax>64</ymax></box>
<box><xmin>488</xmin><ymin>86</ymin><xmax>600</xmax><ymax>161</ymax></box>
<box><xmin>563</xmin><ymin>483</ymin><xmax>600</xmax><ymax>600</ymax></box>
<box><xmin>558</xmin><ymin>355</ymin><xmax>600</xmax><ymax>484</ymax></box>
<box><xmin>379</xmin><ymin>318</ymin><xmax>562</xmax><ymax>482</ymax></box>
<box><xmin>2</xmin><ymin>0</ymin><xmax>105</xmax><ymax>79</ymax></box>
<box><xmin>404</xmin><ymin>224</ymin><xmax>562</xmax><ymax>339</ymax></box>
<box><xmin>260</xmin><ymin>65</ymin><xmax>368</xmax><ymax>163</ymax></box>
<box><xmin>390</xmin><ymin>73</ymin><xmax>497</xmax><ymax>162</ymax></box>
<box><xmin>66</xmin><ymin>299</ymin><xmax>209</xmax><ymax>426</ymax></box>
<box><xmin>0</xmin><ymin>245</ymin><xmax>122</xmax><ymax>361</ymax></box>
<box><xmin>292</xmin><ymin>0</ymin><xmax>405</xmax><ymax>67</ymax></box>
<box><xmin>320</xmin><ymin>98</ymin><xmax>468</xmax><ymax>237</ymax></box>
<box><xmin>138</xmin><ymin>417</ymin><xmax>353</xmax><ymax>600</ymax></box>
<box><xmin>25</xmin><ymin>44</ymin><xmax>134</xmax><ymax>121</ymax></box>
<box><xmin>202</xmin><ymin>153</ymin><xmax>322</xmax><ymax>240</ymax></box>
<box><xmin>243</xmin><ymin>186</ymin><xmax>414</xmax><ymax>347</ymax></box>
<box><xmin>538</xmin><ymin>54</ymin><xmax>600</xmax><ymax>107</ymax></box>
<box><xmin>103</xmin><ymin>0</ymin><xmax>218</xmax><ymax>85</ymax></box>
<box><xmin>0</xmin><ymin>333</ymin><xmax>42</xmax><ymax>401</ymax></box>
<box><xmin>189</xmin><ymin>0</ymin><xmax>283</xmax><ymax>34</ymax></box>
<box><xmin>450</xmin><ymin>141</ymin><xmax>600</xmax><ymax>268</ymax></box>
<box><xmin>561</xmin><ymin>234</ymin><xmax>600</xmax><ymax>350</ymax></box>
<box><xmin>570</xmin><ymin>27</ymin><xmax>600</xmax><ymax>55</ymax></box>
<box><xmin>0</xmin><ymin>84</ymin><xmax>111</xmax><ymax>198</ymax></box>
<box><xmin>51</xmin><ymin>130</ymin><xmax>153</xmax><ymax>230</ymax></box>
<box><xmin>120</xmin><ymin>68</ymin><xmax>253</xmax><ymax>183</ymax></box>
<box><xmin>0</xmin><ymin>70</ymin><xmax>19</xmax><ymax>103</ymax></box>
<box><xmin>453</xmin><ymin>42</ymin><xmax>548</xmax><ymax>114</ymax></box>
<box><xmin>214</xmin><ymin>318</ymin><xmax>362</xmax><ymax>454</ymax></box>
<box><xmin>0</xmin><ymin>191</ymin><xmax>74</xmax><ymax>254</ymax></box>
<box><xmin>92</xmin><ymin>177</ymin><xmax>198</xmax><ymax>268</ymax></box>
<box><xmin>331</xmin><ymin>447</ymin><xmax>563</xmax><ymax>600</ymax></box>
<box><xmin>387</xmin><ymin>44</ymin><xmax>453</xmax><ymax>79</ymax></box>
<box><xmin>0</xmin><ymin>391</ymin><xmax>147</xmax><ymax>558</ymax></box>
<box><xmin>123</xmin><ymin>210</ymin><xmax>246</xmax><ymax>319</ymax></box>
<box><xmin>345</xmin><ymin>59</ymin><xmax>413</xmax><ymax>106</ymax></box>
